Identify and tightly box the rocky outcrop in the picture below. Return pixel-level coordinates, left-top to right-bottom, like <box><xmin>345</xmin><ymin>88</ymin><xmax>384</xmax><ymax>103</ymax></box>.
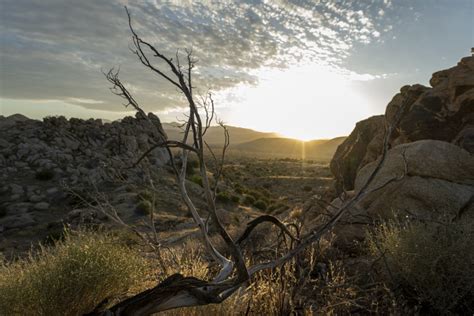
<box><xmin>0</xmin><ymin>113</ymin><xmax>171</xmax><ymax>252</ymax></box>
<box><xmin>329</xmin><ymin>115</ymin><xmax>385</xmax><ymax>192</ymax></box>
<box><xmin>0</xmin><ymin>113</ymin><xmax>169</xmax><ymax>185</ymax></box>
<box><xmin>331</xmin><ymin>56</ymin><xmax>474</xmax><ymax>193</ymax></box>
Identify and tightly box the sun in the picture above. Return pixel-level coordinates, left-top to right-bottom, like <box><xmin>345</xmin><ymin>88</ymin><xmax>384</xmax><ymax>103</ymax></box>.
<box><xmin>218</xmin><ymin>63</ymin><xmax>373</xmax><ymax>140</ymax></box>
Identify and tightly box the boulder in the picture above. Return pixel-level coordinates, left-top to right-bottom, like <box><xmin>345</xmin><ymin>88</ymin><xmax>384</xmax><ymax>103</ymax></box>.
<box><xmin>387</xmin><ymin>56</ymin><xmax>474</xmax><ymax>150</ymax></box>
<box><xmin>354</xmin><ymin>140</ymin><xmax>474</xmax><ymax>219</ymax></box>
<box><xmin>330</xmin><ymin>115</ymin><xmax>385</xmax><ymax>193</ymax></box>
<box><xmin>328</xmin><ymin>140</ymin><xmax>474</xmax><ymax>250</ymax></box>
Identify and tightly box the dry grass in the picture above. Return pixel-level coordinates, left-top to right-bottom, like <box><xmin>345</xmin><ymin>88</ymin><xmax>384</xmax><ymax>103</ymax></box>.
<box><xmin>0</xmin><ymin>229</ymin><xmax>149</xmax><ymax>316</ymax></box>
<box><xmin>0</xmin><ymin>217</ymin><xmax>432</xmax><ymax>315</ymax></box>
<box><xmin>367</xmin><ymin>216</ymin><xmax>474</xmax><ymax>314</ymax></box>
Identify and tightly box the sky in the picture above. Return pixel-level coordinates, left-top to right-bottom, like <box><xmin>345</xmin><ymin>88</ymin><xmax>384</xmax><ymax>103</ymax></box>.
<box><xmin>0</xmin><ymin>0</ymin><xmax>473</xmax><ymax>140</ymax></box>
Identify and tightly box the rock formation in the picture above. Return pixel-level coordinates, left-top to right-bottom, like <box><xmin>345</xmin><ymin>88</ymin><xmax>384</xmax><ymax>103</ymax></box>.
<box><xmin>328</xmin><ymin>56</ymin><xmax>474</xmax><ymax>249</ymax></box>
<box><xmin>0</xmin><ymin>113</ymin><xmax>172</xmax><ymax>254</ymax></box>
<box><xmin>331</xmin><ymin>56</ymin><xmax>474</xmax><ymax>193</ymax></box>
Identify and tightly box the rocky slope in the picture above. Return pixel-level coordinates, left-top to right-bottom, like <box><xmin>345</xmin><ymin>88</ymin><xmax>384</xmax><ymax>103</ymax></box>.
<box><xmin>0</xmin><ymin>113</ymin><xmax>187</xmax><ymax>256</ymax></box>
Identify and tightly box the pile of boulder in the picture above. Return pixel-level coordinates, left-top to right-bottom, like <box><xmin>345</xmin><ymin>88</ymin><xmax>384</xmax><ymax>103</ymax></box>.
<box><xmin>0</xmin><ymin>112</ymin><xmax>170</xmax><ymax>241</ymax></box>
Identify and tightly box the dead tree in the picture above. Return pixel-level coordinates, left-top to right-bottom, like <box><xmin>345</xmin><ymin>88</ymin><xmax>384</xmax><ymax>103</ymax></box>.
<box><xmin>92</xmin><ymin>6</ymin><xmax>409</xmax><ymax>315</ymax></box>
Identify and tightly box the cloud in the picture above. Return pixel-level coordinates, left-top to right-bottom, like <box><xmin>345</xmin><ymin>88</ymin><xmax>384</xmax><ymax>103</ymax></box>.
<box><xmin>67</xmin><ymin>98</ymin><xmax>105</xmax><ymax>105</ymax></box>
<box><xmin>0</xmin><ymin>0</ymin><xmax>395</xmax><ymax>114</ymax></box>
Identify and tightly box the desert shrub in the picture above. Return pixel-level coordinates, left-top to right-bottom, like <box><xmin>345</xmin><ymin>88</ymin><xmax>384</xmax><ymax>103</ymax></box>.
<box><xmin>230</xmin><ymin>194</ymin><xmax>240</xmax><ymax>203</ymax></box>
<box><xmin>135</xmin><ymin>200</ymin><xmax>153</xmax><ymax>216</ymax></box>
<box><xmin>367</xmin><ymin>217</ymin><xmax>474</xmax><ymax>314</ymax></box>
<box><xmin>189</xmin><ymin>175</ymin><xmax>203</xmax><ymax>187</ymax></box>
<box><xmin>160</xmin><ymin>238</ymin><xmax>302</xmax><ymax>316</ymax></box>
<box><xmin>187</xmin><ymin>159</ymin><xmax>199</xmax><ymax>170</ymax></box>
<box><xmin>247</xmin><ymin>189</ymin><xmax>263</xmax><ymax>201</ymax></box>
<box><xmin>35</xmin><ymin>169</ymin><xmax>55</xmax><ymax>181</ymax></box>
<box><xmin>253</xmin><ymin>200</ymin><xmax>268</xmax><ymax>211</ymax></box>
<box><xmin>234</xmin><ymin>183</ymin><xmax>246</xmax><ymax>194</ymax></box>
<box><xmin>268</xmin><ymin>202</ymin><xmax>289</xmax><ymax>213</ymax></box>
<box><xmin>216</xmin><ymin>192</ymin><xmax>240</xmax><ymax>204</ymax></box>
<box><xmin>261</xmin><ymin>188</ymin><xmax>272</xmax><ymax>197</ymax></box>
<box><xmin>137</xmin><ymin>189</ymin><xmax>154</xmax><ymax>203</ymax></box>
<box><xmin>302</xmin><ymin>185</ymin><xmax>312</xmax><ymax>192</ymax></box>
<box><xmin>216</xmin><ymin>191</ymin><xmax>231</xmax><ymax>203</ymax></box>
<box><xmin>0</xmin><ymin>230</ymin><xmax>148</xmax><ymax>316</ymax></box>
<box><xmin>242</xmin><ymin>195</ymin><xmax>256</xmax><ymax>206</ymax></box>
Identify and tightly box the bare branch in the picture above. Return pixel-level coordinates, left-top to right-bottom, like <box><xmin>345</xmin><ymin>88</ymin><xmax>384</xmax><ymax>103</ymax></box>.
<box><xmin>236</xmin><ymin>215</ymin><xmax>299</xmax><ymax>246</ymax></box>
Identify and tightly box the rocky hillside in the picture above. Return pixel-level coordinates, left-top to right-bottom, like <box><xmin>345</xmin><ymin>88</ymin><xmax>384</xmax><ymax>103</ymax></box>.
<box><xmin>328</xmin><ymin>55</ymin><xmax>474</xmax><ymax>248</ymax></box>
<box><xmin>0</xmin><ymin>113</ymin><xmax>191</xmax><ymax>255</ymax></box>
<box><xmin>163</xmin><ymin>123</ymin><xmax>279</xmax><ymax>145</ymax></box>
<box><xmin>231</xmin><ymin>137</ymin><xmax>346</xmax><ymax>160</ymax></box>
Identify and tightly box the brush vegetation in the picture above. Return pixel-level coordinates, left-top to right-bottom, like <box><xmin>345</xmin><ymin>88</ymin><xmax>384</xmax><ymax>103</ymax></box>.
<box><xmin>367</xmin><ymin>216</ymin><xmax>474</xmax><ymax>314</ymax></box>
<box><xmin>0</xmin><ymin>230</ymin><xmax>149</xmax><ymax>316</ymax></box>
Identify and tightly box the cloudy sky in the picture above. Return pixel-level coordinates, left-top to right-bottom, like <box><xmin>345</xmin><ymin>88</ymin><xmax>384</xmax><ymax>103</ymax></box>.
<box><xmin>0</xmin><ymin>0</ymin><xmax>472</xmax><ymax>139</ymax></box>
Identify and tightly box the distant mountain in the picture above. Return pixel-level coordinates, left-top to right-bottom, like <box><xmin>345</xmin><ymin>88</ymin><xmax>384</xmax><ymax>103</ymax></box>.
<box><xmin>163</xmin><ymin>123</ymin><xmax>279</xmax><ymax>145</ymax></box>
<box><xmin>230</xmin><ymin>136</ymin><xmax>347</xmax><ymax>161</ymax></box>
<box><xmin>3</xmin><ymin>114</ymin><xmax>344</xmax><ymax>160</ymax></box>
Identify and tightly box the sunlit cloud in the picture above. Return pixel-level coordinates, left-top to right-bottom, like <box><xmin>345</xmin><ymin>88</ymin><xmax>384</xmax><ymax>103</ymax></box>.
<box><xmin>1</xmin><ymin>0</ymin><xmax>471</xmax><ymax>138</ymax></box>
<box><xmin>67</xmin><ymin>98</ymin><xmax>104</xmax><ymax>105</ymax></box>
<box><xmin>0</xmin><ymin>0</ymin><xmax>394</xmax><ymax>114</ymax></box>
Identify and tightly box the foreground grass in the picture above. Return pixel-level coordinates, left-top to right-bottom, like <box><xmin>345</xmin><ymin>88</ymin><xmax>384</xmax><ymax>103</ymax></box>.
<box><xmin>368</xmin><ymin>216</ymin><xmax>474</xmax><ymax>314</ymax></box>
<box><xmin>0</xmin><ymin>230</ymin><xmax>149</xmax><ymax>316</ymax></box>
<box><xmin>2</xmin><ymin>213</ymin><xmax>471</xmax><ymax>315</ymax></box>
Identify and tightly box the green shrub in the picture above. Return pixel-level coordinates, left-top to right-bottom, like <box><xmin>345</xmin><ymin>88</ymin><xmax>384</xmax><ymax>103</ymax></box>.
<box><xmin>247</xmin><ymin>190</ymin><xmax>262</xmax><ymax>201</ymax></box>
<box><xmin>137</xmin><ymin>190</ymin><xmax>154</xmax><ymax>203</ymax></box>
<box><xmin>242</xmin><ymin>195</ymin><xmax>256</xmax><ymax>206</ymax></box>
<box><xmin>190</xmin><ymin>175</ymin><xmax>203</xmax><ymax>187</ymax></box>
<box><xmin>262</xmin><ymin>182</ymin><xmax>272</xmax><ymax>189</ymax></box>
<box><xmin>234</xmin><ymin>183</ymin><xmax>246</xmax><ymax>194</ymax></box>
<box><xmin>216</xmin><ymin>191</ymin><xmax>231</xmax><ymax>203</ymax></box>
<box><xmin>135</xmin><ymin>200</ymin><xmax>153</xmax><ymax>216</ymax></box>
<box><xmin>216</xmin><ymin>192</ymin><xmax>240</xmax><ymax>204</ymax></box>
<box><xmin>253</xmin><ymin>200</ymin><xmax>268</xmax><ymax>211</ymax></box>
<box><xmin>230</xmin><ymin>194</ymin><xmax>240</xmax><ymax>203</ymax></box>
<box><xmin>367</xmin><ymin>218</ymin><xmax>474</xmax><ymax>314</ymax></box>
<box><xmin>35</xmin><ymin>169</ymin><xmax>55</xmax><ymax>181</ymax></box>
<box><xmin>0</xmin><ymin>230</ymin><xmax>148</xmax><ymax>316</ymax></box>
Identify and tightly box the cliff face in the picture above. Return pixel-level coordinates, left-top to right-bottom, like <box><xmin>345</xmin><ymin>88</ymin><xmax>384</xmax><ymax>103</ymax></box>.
<box><xmin>331</xmin><ymin>56</ymin><xmax>474</xmax><ymax>193</ymax></box>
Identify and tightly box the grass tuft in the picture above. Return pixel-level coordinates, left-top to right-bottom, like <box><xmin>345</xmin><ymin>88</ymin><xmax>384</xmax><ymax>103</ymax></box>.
<box><xmin>0</xmin><ymin>229</ymin><xmax>148</xmax><ymax>316</ymax></box>
<box><xmin>367</xmin><ymin>217</ymin><xmax>474</xmax><ymax>314</ymax></box>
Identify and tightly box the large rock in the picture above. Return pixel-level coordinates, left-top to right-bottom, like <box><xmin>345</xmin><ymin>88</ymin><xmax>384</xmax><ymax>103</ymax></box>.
<box><xmin>354</xmin><ymin>140</ymin><xmax>474</xmax><ymax>219</ymax></box>
<box><xmin>328</xmin><ymin>140</ymin><xmax>474</xmax><ymax>250</ymax></box>
<box><xmin>330</xmin><ymin>56</ymin><xmax>474</xmax><ymax>194</ymax></box>
<box><xmin>330</xmin><ymin>115</ymin><xmax>385</xmax><ymax>193</ymax></box>
<box><xmin>387</xmin><ymin>56</ymin><xmax>474</xmax><ymax>149</ymax></box>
